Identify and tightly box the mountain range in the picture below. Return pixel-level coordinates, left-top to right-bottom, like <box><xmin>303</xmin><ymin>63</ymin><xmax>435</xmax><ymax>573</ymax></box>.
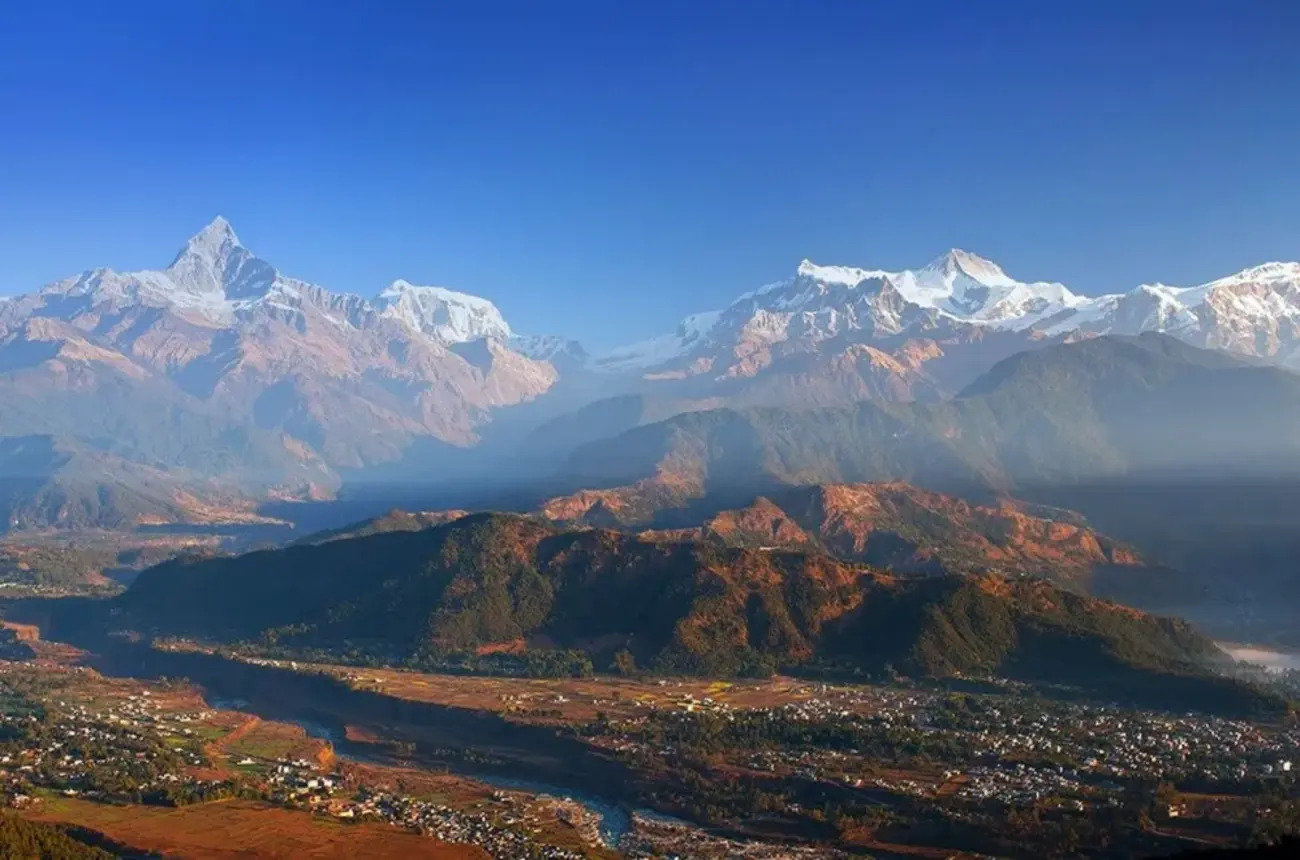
<box><xmin>0</xmin><ymin>217</ymin><xmax>569</xmax><ymax>459</ymax></box>
<box><xmin>0</xmin><ymin>219</ymin><xmax>576</xmax><ymax>525</ymax></box>
<box><xmin>550</xmin><ymin>250</ymin><xmax>1300</xmax><ymax>458</ymax></box>
<box><xmin>542</xmin><ymin>334</ymin><xmax>1300</xmax><ymax>524</ymax></box>
<box><xmin>2</xmin><ymin>218</ymin><xmax>1300</xmax><ymax>529</ymax></box>
<box><xmin>606</xmin><ymin>249</ymin><xmax>1300</xmax><ymax>379</ymax></box>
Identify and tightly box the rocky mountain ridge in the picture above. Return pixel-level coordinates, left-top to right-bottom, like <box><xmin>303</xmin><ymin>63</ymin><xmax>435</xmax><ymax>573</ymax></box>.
<box><xmin>0</xmin><ymin>218</ymin><xmax>565</xmax><ymax>462</ymax></box>
<box><xmin>310</xmin><ymin>479</ymin><xmax>1151</xmax><ymax>593</ymax></box>
<box><xmin>0</xmin><ymin>218</ymin><xmax>580</xmax><ymax>525</ymax></box>
<box><xmin>589</xmin><ymin>251</ymin><xmax>1300</xmax><ymax>422</ymax></box>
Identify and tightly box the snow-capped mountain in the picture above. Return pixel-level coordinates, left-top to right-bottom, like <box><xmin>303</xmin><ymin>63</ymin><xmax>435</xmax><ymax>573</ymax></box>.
<box><xmin>600</xmin><ymin>250</ymin><xmax>1300</xmax><ymax>385</ymax></box>
<box><xmin>4</xmin><ymin>218</ymin><xmax>1300</xmax><ymax>532</ymax></box>
<box><xmin>1053</xmin><ymin>262</ymin><xmax>1300</xmax><ymax>365</ymax></box>
<box><xmin>375</xmin><ymin>279</ymin><xmax>513</xmax><ymax>344</ymax></box>
<box><xmin>0</xmin><ymin>218</ymin><xmax>568</xmax><ymax>483</ymax></box>
<box><xmin>753</xmin><ymin>250</ymin><xmax>1084</xmax><ymax>329</ymax></box>
<box><xmin>27</xmin><ymin>217</ymin><xmax>540</xmax><ymax>349</ymax></box>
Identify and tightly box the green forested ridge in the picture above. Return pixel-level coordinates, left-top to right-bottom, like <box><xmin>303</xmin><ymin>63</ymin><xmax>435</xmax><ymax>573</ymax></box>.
<box><xmin>115</xmin><ymin>512</ymin><xmax>1275</xmax><ymax>714</ymax></box>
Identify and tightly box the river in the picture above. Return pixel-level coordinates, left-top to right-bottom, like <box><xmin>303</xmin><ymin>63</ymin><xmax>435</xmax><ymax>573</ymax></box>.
<box><xmin>208</xmin><ymin>697</ymin><xmax>634</xmax><ymax>847</ymax></box>
<box><xmin>195</xmin><ymin>675</ymin><xmax>642</xmax><ymax>847</ymax></box>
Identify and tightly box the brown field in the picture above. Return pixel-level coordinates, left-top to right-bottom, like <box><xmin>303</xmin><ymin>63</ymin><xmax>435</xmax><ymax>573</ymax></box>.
<box><xmin>323</xmin><ymin>664</ymin><xmax>831</xmax><ymax>722</ymax></box>
<box><xmin>213</xmin><ymin>716</ymin><xmax>333</xmax><ymax>770</ymax></box>
<box><xmin>30</xmin><ymin>797</ymin><xmax>487</xmax><ymax>859</ymax></box>
<box><xmin>1</xmin><ymin>621</ymin><xmax>87</xmax><ymax>663</ymax></box>
<box><xmin>2</xmin><ymin>621</ymin><xmax>41</xmax><ymax>641</ymax></box>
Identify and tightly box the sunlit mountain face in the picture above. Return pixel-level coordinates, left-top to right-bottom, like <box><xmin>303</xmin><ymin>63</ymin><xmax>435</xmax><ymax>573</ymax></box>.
<box><xmin>3</xmin><ymin>219</ymin><xmax>1300</xmax><ymax>531</ymax></box>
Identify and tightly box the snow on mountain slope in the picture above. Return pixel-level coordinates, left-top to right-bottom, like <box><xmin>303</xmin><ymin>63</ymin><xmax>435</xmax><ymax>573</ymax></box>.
<box><xmin>36</xmin><ymin>216</ymin><xmax>283</xmax><ymax>326</ymax></box>
<box><xmin>165</xmin><ymin>215</ymin><xmax>277</xmax><ymax>302</ymax></box>
<box><xmin>509</xmin><ymin>334</ymin><xmax>589</xmax><ymax>365</ymax></box>
<box><xmin>27</xmin><ymin>217</ymin><xmax>535</xmax><ymax>349</ymax></box>
<box><xmin>0</xmin><ymin>217</ymin><xmax>568</xmax><ymax>471</ymax></box>
<box><xmin>744</xmin><ymin>249</ymin><xmax>1094</xmax><ymax>331</ymax></box>
<box><xmin>601</xmin><ymin>250</ymin><xmax>1300</xmax><ymax>373</ymax></box>
<box><xmin>891</xmin><ymin>250</ymin><xmax>1085</xmax><ymax>326</ymax></box>
<box><xmin>375</xmin><ymin>279</ymin><xmax>512</xmax><ymax>343</ymax></box>
<box><xmin>596</xmin><ymin>310</ymin><xmax>722</xmax><ymax>371</ymax></box>
<box><xmin>595</xmin><ymin>250</ymin><xmax>1077</xmax><ymax>373</ymax></box>
<box><xmin>1042</xmin><ymin>261</ymin><xmax>1300</xmax><ymax>357</ymax></box>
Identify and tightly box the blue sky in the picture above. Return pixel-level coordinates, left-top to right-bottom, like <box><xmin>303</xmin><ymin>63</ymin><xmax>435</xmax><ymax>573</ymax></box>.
<box><xmin>1</xmin><ymin>1</ymin><xmax>1297</xmax><ymax>349</ymax></box>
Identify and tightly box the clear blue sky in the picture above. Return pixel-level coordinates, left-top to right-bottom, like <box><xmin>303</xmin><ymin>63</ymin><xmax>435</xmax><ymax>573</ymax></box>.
<box><xmin>2</xmin><ymin>1</ymin><xmax>1297</xmax><ymax>349</ymax></box>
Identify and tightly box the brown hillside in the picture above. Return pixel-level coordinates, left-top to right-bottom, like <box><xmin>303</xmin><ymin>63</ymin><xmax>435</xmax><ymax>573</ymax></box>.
<box><xmin>640</xmin><ymin>482</ymin><xmax>1145</xmax><ymax>588</ymax></box>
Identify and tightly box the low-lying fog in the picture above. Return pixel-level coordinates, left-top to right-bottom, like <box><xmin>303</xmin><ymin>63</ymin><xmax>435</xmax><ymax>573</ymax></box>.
<box><xmin>1221</xmin><ymin>644</ymin><xmax>1300</xmax><ymax>673</ymax></box>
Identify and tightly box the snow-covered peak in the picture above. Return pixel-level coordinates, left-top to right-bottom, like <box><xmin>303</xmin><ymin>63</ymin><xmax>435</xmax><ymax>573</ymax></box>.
<box><xmin>886</xmin><ymin>250</ymin><xmax>1081</xmax><ymax>325</ymax></box>
<box><xmin>602</xmin><ymin>250</ymin><xmax>1096</xmax><ymax>370</ymax></box>
<box><xmin>376</xmin><ymin>279</ymin><xmax>512</xmax><ymax>343</ymax></box>
<box><xmin>785</xmin><ymin>251</ymin><xmax>1079</xmax><ymax>327</ymax></box>
<box><xmin>182</xmin><ymin>215</ymin><xmax>240</xmax><ymax>252</ymax></box>
<box><xmin>163</xmin><ymin>216</ymin><xmax>275</xmax><ymax>301</ymax></box>
<box><xmin>168</xmin><ymin>216</ymin><xmax>241</xmax><ymax>274</ymax></box>
<box><xmin>1019</xmin><ymin>260</ymin><xmax>1300</xmax><ymax>339</ymax></box>
<box><xmin>1108</xmin><ymin>262</ymin><xmax>1300</xmax><ymax>317</ymax></box>
<box><xmin>24</xmin><ymin>218</ymin><xmax>543</xmax><ymax>344</ymax></box>
<box><xmin>917</xmin><ymin>249</ymin><xmax>1017</xmax><ymax>289</ymax></box>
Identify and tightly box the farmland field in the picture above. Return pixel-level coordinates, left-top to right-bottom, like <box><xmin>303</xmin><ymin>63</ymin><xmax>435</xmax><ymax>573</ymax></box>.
<box><xmin>32</xmin><ymin>796</ymin><xmax>486</xmax><ymax>859</ymax></box>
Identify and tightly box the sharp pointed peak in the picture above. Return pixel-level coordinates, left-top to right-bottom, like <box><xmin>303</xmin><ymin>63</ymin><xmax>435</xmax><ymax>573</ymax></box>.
<box><xmin>188</xmin><ymin>215</ymin><xmax>240</xmax><ymax>248</ymax></box>
<box><xmin>924</xmin><ymin>247</ymin><xmax>1001</xmax><ymax>270</ymax></box>
<box><xmin>168</xmin><ymin>216</ymin><xmax>245</xmax><ymax>272</ymax></box>
<box><xmin>920</xmin><ymin>248</ymin><xmax>1014</xmax><ymax>286</ymax></box>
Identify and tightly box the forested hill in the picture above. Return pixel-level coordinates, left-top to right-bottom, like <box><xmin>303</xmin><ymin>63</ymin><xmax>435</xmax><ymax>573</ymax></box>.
<box><xmin>114</xmin><ymin>513</ymin><xmax>1276</xmax><ymax>715</ymax></box>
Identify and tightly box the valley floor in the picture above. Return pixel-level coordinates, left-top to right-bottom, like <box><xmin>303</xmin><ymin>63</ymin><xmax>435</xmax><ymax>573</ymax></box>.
<box><xmin>4</xmin><ymin>629</ymin><xmax>1300</xmax><ymax>858</ymax></box>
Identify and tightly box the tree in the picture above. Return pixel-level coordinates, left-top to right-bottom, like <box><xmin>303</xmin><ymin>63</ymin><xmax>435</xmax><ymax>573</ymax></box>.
<box><xmin>613</xmin><ymin>649</ymin><xmax>637</xmax><ymax>676</ymax></box>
